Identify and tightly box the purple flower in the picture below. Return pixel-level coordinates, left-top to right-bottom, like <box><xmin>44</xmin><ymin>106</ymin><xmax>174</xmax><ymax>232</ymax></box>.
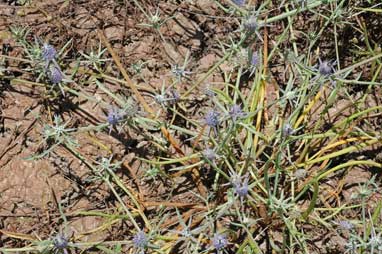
<box><xmin>234</xmin><ymin>178</ymin><xmax>249</xmax><ymax>197</ymax></box>
<box><xmin>229</xmin><ymin>104</ymin><xmax>247</xmax><ymax>122</ymax></box>
<box><xmin>250</xmin><ymin>52</ymin><xmax>259</xmax><ymax>67</ymax></box>
<box><xmin>53</xmin><ymin>233</ymin><xmax>68</xmax><ymax>249</ymax></box>
<box><xmin>282</xmin><ymin>124</ymin><xmax>294</xmax><ymax>137</ymax></box>
<box><xmin>233</xmin><ymin>0</ymin><xmax>245</xmax><ymax>6</ymax></box>
<box><xmin>337</xmin><ymin>220</ymin><xmax>353</xmax><ymax>231</ymax></box>
<box><xmin>42</xmin><ymin>43</ymin><xmax>57</xmax><ymax>62</ymax></box>
<box><xmin>230</xmin><ymin>171</ymin><xmax>249</xmax><ymax>198</ymax></box>
<box><xmin>133</xmin><ymin>231</ymin><xmax>148</xmax><ymax>249</ymax></box>
<box><xmin>171</xmin><ymin>64</ymin><xmax>192</xmax><ymax>81</ymax></box>
<box><xmin>203</xmin><ymin>148</ymin><xmax>217</xmax><ymax>161</ymax></box>
<box><xmin>318</xmin><ymin>59</ymin><xmax>335</xmax><ymax>76</ymax></box>
<box><xmin>212</xmin><ymin>233</ymin><xmax>228</xmax><ymax>250</ymax></box>
<box><xmin>205</xmin><ymin>110</ymin><xmax>220</xmax><ymax>135</ymax></box>
<box><xmin>244</xmin><ymin>17</ymin><xmax>258</xmax><ymax>31</ymax></box>
<box><xmin>107</xmin><ymin>107</ymin><xmax>123</xmax><ymax>125</ymax></box>
<box><xmin>49</xmin><ymin>66</ymin><xmax>63</xmax><ymax>84</ymax></box>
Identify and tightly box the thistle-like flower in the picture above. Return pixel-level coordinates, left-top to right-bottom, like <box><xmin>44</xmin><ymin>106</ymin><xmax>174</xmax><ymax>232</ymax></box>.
<box><xmin>232</xmin><ymin>0</ymin><xmax>245</xmax><ymax>6</ymax></box>
<box><xmin>250</xmin><ymin>51</ymin><xmax>260</xmax><ymax>67</ymax></box>
<box><xmin>52</xmin><ymin>232</ymin><xmax>70</xmax><ymax>254</ymax></box>
<box><xmin>203</xmin><ymin>148</ymin><xmax>217</xmax><ymax>162</ymax></box>
<box><xmin>246</xmin><ymin>51</ymin><xmax>260</xmax><ymax>76</ymax></box>
<box><xmin>212</xmin><ymin>233</ymin><xmax>228</xmax><ymax>251</ymax></box>
<box><xmin>42</xmin><ymin>43</ymin><xmax>57</xmax><ymax>62</ymax></box>
<box><xmin>229</xmin><ymin>104</ymin><xmax>247</xmax><ymax>122</ymax></box>
<box><xmin>229</xmin><ymin>171</ymin><xmax>250</xmax><ymax>198</ymax></box>
<box><xmin>107</xmin><ymin>107</ymin><xmax>124</xmax><ymax>126</ymax></box>
<box><xmin>49</xmin><ymin>66</ymin><xmax>63</xmax><ymax>84</ymax></box>
<box><xmin>96</xmin><ymin>156</ymin><xmax>122</xmax><ymax>175</ymax></box>
<box><xmin>171</xmin><ymin>64</ymin><xmax>192</xmax><ymax>82</ymax></box>
<box><xmin>154</xmin><ymin>94</ymin><xmax>167</xmax><ymax>105</ymax></box>
<box><xmin>205</xmin><ymin>110</ymin><xmax>220</xmax><ymax>135</ymax></box>
<box><xmin>243</xmin><ymin>17</ymin><xmax>258</xmax><ymax>32</ymax></box>
<box><xmin>53</xmin><ymin>233</ymin><xmax>68</xmax><ymax>249</ymax></box>
<box><xmin>234</xmin><ymin>177</ymin><xmax>249</xmax><ymax>197</ymax></box>
<box><xmin>282</xmin><ymin>123</ymin><xmax>294</xmax><ymax>138</ymax></box>
<box><xmin>318</xmin><ymin>59</ymin><xmax>335</xmax><ymax>76</ymax></box>
<box><xmin>133</xmin><ymin>231</ymin><xmax>148</xmax><ymax>250</ymax></box>
<box><xmin>368</xmin><ymin>235</ymin><xmax>382</xmax><ymax>250</ymax></box>
<box><xmin>336</xmin><ymin>220</ymin><xmax>354</xmax><ymax>231</ymax></box>
<box><xmin>205</xmin><ymin>110</ymin><xmax>219</xmax><ymax>127</ymax></box>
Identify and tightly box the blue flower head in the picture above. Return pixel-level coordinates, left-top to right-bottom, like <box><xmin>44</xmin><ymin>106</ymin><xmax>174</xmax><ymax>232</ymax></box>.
<box><xmin>250</xmin><ymin>52</ymin><xmax>259</xmax><ymax>67</ymax></box>
<box><xmin>53</xmin><ymin>233</ymin><xmax>68</xmax><ymax>250</ymax></box>
<box><xmin>318</xmin><ymin>59</ymin><xmax>335</xmax><ymax>76</ymax></box>
<box><xmin>337</xmin><ymin>220</ymin><xmax>353</xmax><ymax>231</ymax></box>
<box><xmin>107</xmin><ymin>107</ymin><xmax>124</xmax><ymax>126</ymax></box>
<box><xmin>233</xmin><ymin>0</ymin><xmax>245</xmax><ymax>6</ymax></box>
<box><xmin>205</xmin><ymin>110</ymin><xmax>219</xmax><ymax>128</ymax></box>
<box><xmin>282</xmin><ymin>123</ymin><xmax>294</xmax><ymax>137</ymax></box>
<box><xmin>203</xmin><ymin>148</ymin><xmax>217</xmax><ymax>161</ymax></box>
<box><xmin>49</xmin><ymin>66</ymin><xmax>63</xmax><ymax>84</ymax></box>
<box><xmin>212</xmin><ymin>233</ymin><xmax>228</xmax><ymax>250</ymax></box>
<box><xmin>230</xmin><ymin>171</ymin><xmax>249</xmax><ymax>198</ymax></box>
<box><xmin>42</xmin><ymin>43</ymin><xmax>57</xmax><ymax>62</ymax></box>
<box><xmin>244</xmin><ymin>17</ymin><xmax>258</xmax><ymax>32</ymax></box>
<box><xmin>133</xmin><ymin>231</ymin><xmax>148</xmax><ymax>249</ymax></box>
<box><xmin>234</xmin><ymin>178</ymin><xmax>249</xmax><ymax>197</ymax></box>
<box><xmin>229</xmin><ymin>104</ymin><xmax>247</xmax><ymax>122</ymax></box>
<box><xmin>205</xmin><ymin>110</ymin><xmax>220</xmax><ymax>135</ymax></box>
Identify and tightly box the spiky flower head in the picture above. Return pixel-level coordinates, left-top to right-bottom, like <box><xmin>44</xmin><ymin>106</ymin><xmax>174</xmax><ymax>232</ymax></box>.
<box><xmin>171</xmin><ymin>64</ymin><xmax>192</xmax><ymax>81</ymax></box>
<box><xmin>107</xmin><ymin>107</ymin><xmax>124</xmax><ymax>126</ymax></box>
<box><xmin>205</xmin><ymin>110</ymin><xmax>220</xmax><ymax>133</ymax></box>
<box><xmin>282</xmin><ymin>123</ymin><xmax>294</xmax><ymax>137</ymax></box>
<box><xmin>337</xmin><ymin>220</ymin><xmax>353</xmax><ymax>231</ymax></box>
<box><xmin>42</xmin><ymin>43</ymin><xmax>57</xmax><ymax>62</ymax></box>
<box><xmin>232</xmin><ymin>0</ymin><xmax>245</xmax><ymax>6</ymax></box>
<box><xmin>244</xmin><ymin>17</ymin><xmax>258</xmax><ymax>31</ymax></box>
<box><xmin>154</xmin><ymin>94</ymin><xmax>166</xmax><ymax>105</ymax></box>
<box><xmin>229</xmin><ymin>104</ymin><xmax>247</xmax><ymax>122</ymax></box>
<box><xmin>234</xmin><ymin>177</ymin><xmax>249</xmax><ymax>197</ymax></box>
<box><xmin>203</xmin><ymin>148</ymin><xmax>217</xmax><ymax>161</ymax></box>
<box><xmin>250</xmin><ymin>51</ymin><xmax>260</xmax><ymax>67</ymax></box>
<box><xmin>229</xmin><ymin>171</ymin><xmax>249</xmax><ymax>198</ymax></box>
<box><xmin>53</xmin><ymin>233</ymin><xmax>68</xmax><ymax>249</ymax></box>
<box><xmin>318</xmin><ymin>59</ymin><xmax>335</xmax><ymax>76</ymax></box>
<box><xmin>212</xmin><ymin>233</ymin><xmax>228</xmax><ymax>250</ymax></box>
<box><xmin>49</xmin><ymin>66</ymin><xmax>63</xmax><ymax>84</ymax></box>
<box><xmin>133</xmin><ymin>231</ymin><xmax>148</xmax><ymax>249</ymax></box>
<box><xmin>232</xmin><ymin>176</ymin><xmax>249</xmax><ymax>198</ymax></box>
